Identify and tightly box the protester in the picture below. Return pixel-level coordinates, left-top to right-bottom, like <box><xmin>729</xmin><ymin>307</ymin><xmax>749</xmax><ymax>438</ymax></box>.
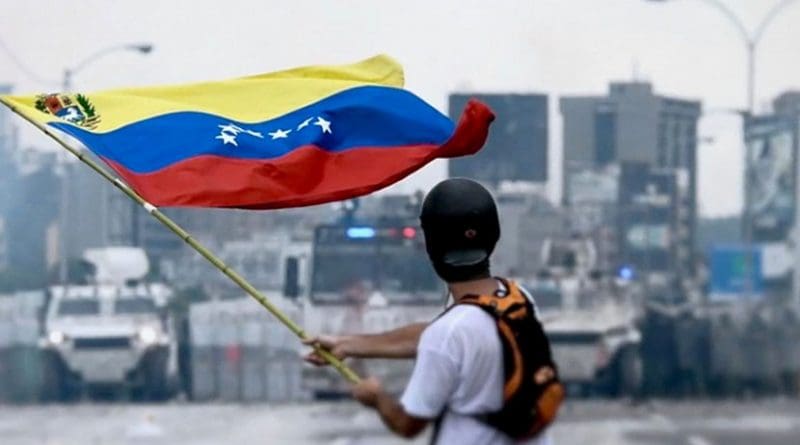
<box><xmin>306</xmin><ymin>178</ymin><xmax>561</xmax><ymax>444</ymax></box>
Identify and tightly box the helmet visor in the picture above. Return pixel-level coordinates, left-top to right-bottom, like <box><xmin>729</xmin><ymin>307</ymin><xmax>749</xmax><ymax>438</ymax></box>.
<box><xmin>442</xmin><ymin>248</ymin><xmax>490</xmax><ymax>267</ymax></box>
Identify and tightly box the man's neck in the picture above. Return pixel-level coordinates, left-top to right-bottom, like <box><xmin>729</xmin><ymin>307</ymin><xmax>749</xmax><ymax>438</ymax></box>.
<box><xmin>448</xmin><ymin>276</ymin><xmax>498</xmax><ymax>302</ymax></box>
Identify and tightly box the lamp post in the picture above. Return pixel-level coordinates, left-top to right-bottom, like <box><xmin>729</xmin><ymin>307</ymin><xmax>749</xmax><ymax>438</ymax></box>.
<box><xmin>645</xmin><ymin>0</ymin><xmax>798</xmax><ymax>114</ymax></box>
<box><xmin>61</xmin><ymin>43</ymin><xmax>152</xmax><ymax>93</ymax></box>
<box><xmin>58</xmin><ymin>43</ymin><xmax>153</xmax><ymax>284</ymax></box>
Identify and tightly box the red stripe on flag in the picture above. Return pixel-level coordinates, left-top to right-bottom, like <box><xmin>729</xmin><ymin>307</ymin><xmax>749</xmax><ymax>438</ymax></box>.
<box><xmin>105</xmin><ymin>144</ymin><xmax>437</xmax><ymax>209</ymax></box>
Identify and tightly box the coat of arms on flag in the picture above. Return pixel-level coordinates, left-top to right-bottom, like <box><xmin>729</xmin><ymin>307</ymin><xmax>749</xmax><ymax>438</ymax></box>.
<box><xmin>34</xmin><ymin>93</ymin><xmax>101</xmax><ymax>129</ymax></box>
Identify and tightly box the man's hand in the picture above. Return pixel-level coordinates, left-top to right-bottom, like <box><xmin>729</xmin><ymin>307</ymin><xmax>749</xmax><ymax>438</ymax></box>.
<box><xmin>302</xmin><ymin>335</ymin><xmax>351</xmax><ymax>366</ymax></box>
<box><xmin>351</xmin><ymin>376</ymin><xmax>382</xmax><ymax>408</ymax></box>
<box><xmin>351</xmin><ymin>376</ymin><xmax>429</xmax><ymax>439</ymax></box>
<box><xmin>302</xmin><ymin>323</ymin><xmax>427</xmax><ymax>366</ymax></box>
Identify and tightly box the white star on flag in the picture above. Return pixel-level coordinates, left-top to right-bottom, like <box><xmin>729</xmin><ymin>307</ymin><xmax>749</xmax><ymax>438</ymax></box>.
<box><xmin>216</xmin><ymin>132</ymin><xmax>238</xmax><ymax>146</ymax></box>
<box><xmin>269</xmin><ymin>128</ymin><xmax>292</xmax><ymax>139</ymax></box>
<box><xmin>297</xmin><ymin>117</ymin><xmax>313</xmax><ymax>130</ymax></box>
<box><xmin>314</xmin><ymin>116</ymin><xmax>332</xmax><ymax>134</ymax></box>
<box><xmin>215</xmin><ymin>122</ymin><xmax>264</xmax><ymax>147</ymax></box>
<box><xmin>218</xmin><ymin>123</ymin><xmax>244</xmax><ymax>134</ymax></box>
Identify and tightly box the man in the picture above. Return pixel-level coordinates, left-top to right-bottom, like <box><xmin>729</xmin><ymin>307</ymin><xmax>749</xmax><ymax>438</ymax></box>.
<box><xmin>305</xmin><ymin>178</ymin><xmax>554</xmax><ymax>444</ymax></box>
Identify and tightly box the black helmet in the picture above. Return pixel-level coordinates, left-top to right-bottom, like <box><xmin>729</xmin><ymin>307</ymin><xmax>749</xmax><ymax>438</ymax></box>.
<box><xmin>420</xmin><ymin>178</ymin><xmax>500</xmax><ymax>280</ymax></box>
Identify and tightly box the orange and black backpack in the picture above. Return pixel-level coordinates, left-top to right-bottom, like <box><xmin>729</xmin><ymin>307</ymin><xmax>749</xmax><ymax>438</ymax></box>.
<box><xmin>449</xmin><ymin>278</ymin><xmax>564</xmax><ymax>441</ymax></box>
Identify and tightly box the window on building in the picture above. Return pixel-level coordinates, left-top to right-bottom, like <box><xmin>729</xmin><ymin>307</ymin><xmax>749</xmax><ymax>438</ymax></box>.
<box><xmin>594</xmin><ymin>107</ymin><xmax>616</xmax><ymax>166</ymax></box>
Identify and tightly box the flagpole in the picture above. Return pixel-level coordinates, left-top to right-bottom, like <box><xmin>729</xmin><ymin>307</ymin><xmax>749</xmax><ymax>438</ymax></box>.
<box><xmin>0</xmin><ymin>97</ymin><xmax>361</xmax><ymax>384</ymax></box>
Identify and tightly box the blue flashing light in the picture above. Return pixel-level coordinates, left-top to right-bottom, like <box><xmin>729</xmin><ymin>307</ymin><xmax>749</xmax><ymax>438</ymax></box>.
<box><xmin>346</xmin><ymin>227</ymin><xmax>376</xmax><ymax>239</ymax></box>
<box><xmin>618</xmin><ymin>266</ymin><xmax>634</xmax><ymax>281</ymax></box>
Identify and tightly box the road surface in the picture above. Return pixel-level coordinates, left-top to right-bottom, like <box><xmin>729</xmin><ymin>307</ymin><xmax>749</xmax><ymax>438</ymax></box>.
<box><xmin>1</xmin><ymin>399</ymin><xmax>799</xmax><ymax>444</ymax></box>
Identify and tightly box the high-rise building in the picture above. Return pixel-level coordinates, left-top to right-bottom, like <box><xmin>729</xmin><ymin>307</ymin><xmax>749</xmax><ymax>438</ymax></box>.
<box><xmin>448</xmin><ymin>93</ymin><xmax>548</xmax><ymax>184</ymax></box>
<box><xmin>560</xmin><ymin>82</ymin><xmax>701</xmax><ymax>279</ymax></box>
<box><xmin>561</xmin><ymin>82</ymin><xmax>700</xmax><ymax>201</ymax></box>
<box><xmin>617</xmin><ymin>162</ymin><xmax>692</xmax><ymax>281</ymax></box>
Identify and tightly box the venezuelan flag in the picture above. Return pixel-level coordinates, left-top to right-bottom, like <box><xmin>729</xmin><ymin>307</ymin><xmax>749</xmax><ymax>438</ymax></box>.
<box><xmin>1</xmin><ymin>55</ymin><xmax>494</xmax><ymax>209</ymax></box>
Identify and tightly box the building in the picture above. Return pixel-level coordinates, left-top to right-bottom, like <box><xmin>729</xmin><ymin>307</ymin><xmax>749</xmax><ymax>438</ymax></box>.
<box><xmin>743</xmin><ymin>92</ymin><xmax>800</xmax><ymax>244</ymax></box>
<box><xmin>60</xmin><ymin>160</ymin><xmax>120</xmax><ymax>260</ymax></box>
<box><xmin>566</xmin><ymin>165</ymin><xmax>621</xmax><ymax>275</ymax></box>
<box><xmin>563</xmin><ymin>161</ymin><xmax>692</xmax><ymax>281</ymax></box>
<box><xmin>744</xmin><ymin>114</ymin><xmax>798</xmax><ymax>243</ymax></box>
<box><xmin>448</xmin><ymin>93</ymin><xmax>548</xmax><ymax>184</ymax></box>
<box><xmin>0</xmin><ymin>84</ymin><xmax>11</xmax><ymax>158</ymax></box>
<box><xmin>490</xmin><ymin>183</ymin><xmax>567</xmax><ymax>277</ymax></box>
<box><xmin>560</xmin><ymin>82</ymin><xmax>701</xmax><ymax>278</ymax></box>
<box><xmin>0</xmin><ymin>217</ymin><xmax>7</xmax><ymax>270</ymax></box>
<box><xmin>567</xmin><ymin>165</ymin><xmax>619</xmax><ymax>233</ymax></box>
<box><xmin>773</xmin><ymin>90</ymin><xmax>800</xmax><ymax>117</ymax></box>
<box><xmin>0</xmin><ymin>84</ymin><xmax>16</xmax><ymax>225</ymax></box>
<box><xmin>515</xmin><ymin>194</ymin><xmax>568</xmax><ymax>277</ymax></box>
<box><xmin>3</xmin><ymin>162</ymin><xmax>59</xmax><ymax>280</ymax></box>
<box><xmin>743</xmin><ymin>92</ymin><xmax>800</xmax><ymax>297</ymax></box>
<box><xmin>617</xmin><ymin>162</ymin><xmax>692</xmax><ymax>282</ymax></box>
<box><xmin>59</xmin><ymin>158</ymin><xmax>182</xmax><ymax>264</ymax></box>
<box><xmin>560</xmin><ymin>81</ymin><xmax>700</xmax><ymax>200</ymax></box>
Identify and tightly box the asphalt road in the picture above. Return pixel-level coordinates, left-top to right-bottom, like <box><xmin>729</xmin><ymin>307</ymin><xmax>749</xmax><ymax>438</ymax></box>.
<box><xmin>1</xmin><ymin>399</ymin><xmax>799</xmax><ymax>445</ymax></box>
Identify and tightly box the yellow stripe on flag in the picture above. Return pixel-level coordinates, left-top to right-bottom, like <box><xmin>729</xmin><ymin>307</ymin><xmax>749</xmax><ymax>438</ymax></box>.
<box><xmin>1</xmin><ymin>54</ymin><xmax>404</xmax><ymax>133</ymax></box>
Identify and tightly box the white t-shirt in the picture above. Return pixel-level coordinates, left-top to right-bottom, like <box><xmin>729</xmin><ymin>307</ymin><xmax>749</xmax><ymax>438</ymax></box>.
<box><xmin>400</xmin><ymin>286</ymin><xmax>554</xmax><ymax>445</ymax></box>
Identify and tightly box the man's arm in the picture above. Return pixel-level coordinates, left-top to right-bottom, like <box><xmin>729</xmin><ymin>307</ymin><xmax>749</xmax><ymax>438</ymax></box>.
<box><xmin>304</xmin><ymin>322</ymin><xmax>427</xmax><ymax>365</ymax></box>
<box><xmin>352</xmin><ymin>377</ymin><xmax>429</xmax><ymax>439</ymax></box>
<box><xmin>350</xmin><ymin>323</ymin><xmax>457</xmax><ymax>440</ymax></box>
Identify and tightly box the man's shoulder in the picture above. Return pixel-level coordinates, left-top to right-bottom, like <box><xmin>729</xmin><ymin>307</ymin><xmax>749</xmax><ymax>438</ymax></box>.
<box><xmin>422</xmin><ymin>304</ymin><xmax>495</xmax><ymax>343</ymax></box>
<box><xmin>435</xmin><ymin>304</ymin><xmax>494</xmax><ymax>327</ymax></box>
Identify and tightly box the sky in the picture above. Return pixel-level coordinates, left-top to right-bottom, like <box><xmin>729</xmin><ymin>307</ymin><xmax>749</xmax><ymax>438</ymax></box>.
<box><xmin>1</xmin><ymin>0</ymin><xmax>799</xmax><ymax>217</ymax></box>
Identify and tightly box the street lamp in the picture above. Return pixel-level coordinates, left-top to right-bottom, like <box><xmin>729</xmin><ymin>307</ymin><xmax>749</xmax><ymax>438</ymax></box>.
<box><xmin>645</xmin><ymin>0</ymin><xmax>799</xmax><ymax>113</ymax></box>
<box><xmin>62</xmin><ymin>43</ymin><xmax>153</xmax><ymax>92</ymax></box>
<box><xmin>58</xmin><ymin>43</ymin><xmax>153</xmax><ymax>284</ymax></box>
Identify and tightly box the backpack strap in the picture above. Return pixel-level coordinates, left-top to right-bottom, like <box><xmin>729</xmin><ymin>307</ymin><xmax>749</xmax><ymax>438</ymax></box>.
<box><xmin>458</xmin><ymin>280</ymin><xmax>530</xmax><ymax>403</ymax></box>
<box><xmin>459</xmin><ymin>278</ymin><xmax>531</xmax><ymax>322</ymax></box>
<box><xmin>429</xmin><ymin>408</ymin><xmax>446</xmax><ymax>445</ymax></box>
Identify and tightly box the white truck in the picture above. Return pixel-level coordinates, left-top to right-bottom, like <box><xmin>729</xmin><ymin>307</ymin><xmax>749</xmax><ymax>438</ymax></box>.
<box><xmin>532</xmin><ymin>237</ymin><xmax>643</xmax><ymax>397</ymax></box>
<box><xmin>39</xmin><ymin>247</ymin><xmax>178</xmax><ymax>400</ymax></box>
<box><xmin>295</xmin><ymin>221</ymin><xmax>443</xmax><ymax>397</ymax></box>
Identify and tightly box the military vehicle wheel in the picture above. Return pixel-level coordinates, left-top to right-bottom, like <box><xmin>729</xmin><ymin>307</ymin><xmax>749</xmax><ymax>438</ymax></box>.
<box><xmin>144</xmin><ymin>350</ymin><xmax>172</xmax><ymax>401</ymax></box>
<box><xmin>615</xmin><ymin>347</ymin><xmax>643</xmax><ymax>397</ymax></box>
<box><xmin>39</xmin><ymin>352</ymin><xmax>80</xmax><ymax>402</ymax></box>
